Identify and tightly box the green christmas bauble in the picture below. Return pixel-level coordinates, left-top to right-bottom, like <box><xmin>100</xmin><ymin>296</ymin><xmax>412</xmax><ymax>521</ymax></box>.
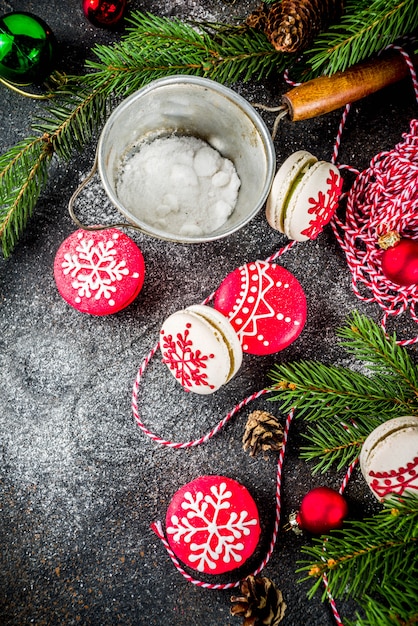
<box><xmin>0</xmin><ymin>12</ymin><xmax>57</xmax><ymax>85</ymax></box>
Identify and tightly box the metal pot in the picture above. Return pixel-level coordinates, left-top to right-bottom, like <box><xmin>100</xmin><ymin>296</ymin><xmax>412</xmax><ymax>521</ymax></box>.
<box><xmin>93</xmin><ymin>75</ymin><xmax>275</xmax><ymax>243</ymax></box>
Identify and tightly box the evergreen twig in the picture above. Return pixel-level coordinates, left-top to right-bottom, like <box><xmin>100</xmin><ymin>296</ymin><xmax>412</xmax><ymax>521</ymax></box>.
<box><xmin>336</xmin><ymin>312</ymin><xmax>418</xmax><ymax>393</ymax></box>
<box><xmin>298</xmin><ymin>493</ymin><xmax>418</xmax><ymax>625</ymax></box>
<box><xmin>347</xmin><ymin>588</ymin><xmax>418</xmax><ymax>626</ymax></box>
<box><xmin>82</xmin><ymin>14</ymin><xmax>286</xmax><ymax>95</ymax></box>
<box><xmin>268</xmin><ymin>312</ymin><xmax>418</xmax><ymax>473</ymax></box>
<box><xmin>0</xmin><ymin>136</ymin><xmax>53</xmax><ymax>257</ymax></box>
<box><xmin>298</xmin><ymin>417</ymin><xmax>380</xmax><ymax>474</ymax></box>
<box><xmin>31</xmin><ymin>85</ymin><xmax>110</xmax><ymax>160</ymax></box>
<box><xmin>297</xmin><ymin>0</ymin><xmax>418</xmax><ymax>77</ymax></box>
<box><xmin>0</xmin><ymin>85</ymin><xmax>109</xmax><ymax>256</ymax></box>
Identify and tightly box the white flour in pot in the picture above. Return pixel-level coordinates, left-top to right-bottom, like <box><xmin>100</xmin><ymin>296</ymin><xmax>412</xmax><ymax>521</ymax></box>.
<box><xmin>116</xmin><ymin>135</ymin><xmax>241</xmax><ymax>237</ymax></box>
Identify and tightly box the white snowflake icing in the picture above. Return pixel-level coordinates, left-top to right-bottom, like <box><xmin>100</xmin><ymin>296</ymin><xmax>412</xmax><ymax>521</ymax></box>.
<box><xmin>167</xmin><ymin>481</ymin><xmax>258</xmax><ymax>572</ymax></box>
<box><xmin>61</xmin><ymin>234</ymin><xmax>130</xmax><ymax>305</ymax></box>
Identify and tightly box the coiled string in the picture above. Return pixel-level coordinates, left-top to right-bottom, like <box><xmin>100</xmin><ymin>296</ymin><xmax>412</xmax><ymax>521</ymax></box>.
<box><xmin>331</xmin><ymin>120</ymin><xmax>418</xmax><ymax>344</ymax></box>
<box><xmin>331</xmin><ymin>45</ymin><xmax>418</xmax><ymax>345</ymax></box>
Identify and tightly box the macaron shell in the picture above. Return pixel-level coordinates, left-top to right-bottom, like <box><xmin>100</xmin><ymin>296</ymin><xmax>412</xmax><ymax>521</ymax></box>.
<box><xmin>359</xmin><ymin>416</ymin><xmax>418</xmax><ymax>500</ymax></box>
<box><xmin>266</xmin><ymin>151</ymin><xmax>317</xmax><ymax>233</ymax></box>
<box><xmin>284</xmin><ymin>161</ymin><xmax>342</xmax><ymax>242</ymax></box>
<box><xmin>214</xmin><ymin>260</ymin><xmax>307</xmax><ymax>355</ymax></box>
<box><xmin>186</xmin><ymin>305</ymin><xmax>243</xmax><ymax>381</ymax></box>
<box><xmin>54</xmin><ymin>228</ymin><xmax>145</xmax><ymax>315</ymax></box>
<box><xmin>165</xmin><ymin>475</ymin><xmax>261</xmax><ymax>575</ymax></box>
<box><xmin>160</xmin><ymin>306</ymin><xmax>235</xmax><ymax>394</ymax></box>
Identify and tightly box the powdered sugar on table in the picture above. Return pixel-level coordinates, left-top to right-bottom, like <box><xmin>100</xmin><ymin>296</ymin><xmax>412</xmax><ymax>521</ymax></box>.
<box><xmin>117</xmin><ymin>135</ymin><xmax>241</xmax><ymax>237</ymax></box>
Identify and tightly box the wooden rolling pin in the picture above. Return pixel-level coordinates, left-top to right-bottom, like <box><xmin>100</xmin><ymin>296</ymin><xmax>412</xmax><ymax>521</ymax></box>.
<box><xmin>282</xmin><ymin>51</ymin><xmax>415</xmax><ymax>121</ymax></box>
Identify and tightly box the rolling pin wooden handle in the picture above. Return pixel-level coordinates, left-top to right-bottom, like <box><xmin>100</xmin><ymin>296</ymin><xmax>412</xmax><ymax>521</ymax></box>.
<box><xmin>282</xmin><ymin>51</ymin><xmax>414</xmax><ymax>121</ymax></box>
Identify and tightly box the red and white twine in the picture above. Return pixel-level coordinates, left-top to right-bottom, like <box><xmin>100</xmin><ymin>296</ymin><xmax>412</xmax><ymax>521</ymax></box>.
<box><xmin>132</xmin><ymin>337</ymin><xmax>353</xmax><ymax>621</ymax></box>
<box><xmin>132</xmin><ymin>361</ymin><xmax>269</xmax><ymax>449</ymax></box>
<box><xmin>331</xmin><ymin>45</ymin><xmax>418</xmax><ymax>345</ymax></box>
<box><xmin>131</xmin><ymin>45</ymin><xmax>417</xmax><ymax>625</ymax></box>
<box><xmin>145</xmin><ymin>408</ymin><xmax>295</xmax><ymax>590</ymax></box>
<box><xmin>332</xmin><ymin>119</ymin><xmax>418</xmax><ymax>344</ymax></box>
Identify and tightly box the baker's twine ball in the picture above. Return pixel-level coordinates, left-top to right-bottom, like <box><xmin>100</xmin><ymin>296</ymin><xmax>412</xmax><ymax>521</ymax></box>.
<box><xmin>332</xmin><ymin>119</ymin><xmax>418</xmax><ymax>340</ymax></box>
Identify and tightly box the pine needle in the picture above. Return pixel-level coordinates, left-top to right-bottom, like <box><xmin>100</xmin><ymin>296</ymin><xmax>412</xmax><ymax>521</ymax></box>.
<box><xmin>300</xmin><ymin>0</ymin><xmax>418</xmax><ymax>77</ymax></box>
<box><xmin>0</xmin><ymin>137</ymin><xmax>53</xmax><ymax>257</ymax></box>
<box><xmin>82</xmin><ymin>13</ymin><xmax>287</xmax><ymax>95</ymax></box>
<box><xmin>299</xmin><ymin>417</ymin><xmax>381</xmax><ymax>474</ymax></box>
<box><xmin>268</xmin><ymin>359</ymin><xmax>414</xmax><ymax>419</ymax></box>
<box><xmin>349</xmin><ymin>589</ymin><xmax>418</xmax><ymax>626</ymax></box>
<box><xmin>32</xmin><ymin>85</ymin><xmax>110</xmax><ymax>160</ymax></box>
<box><xmin>268</xmin><ymin>313</ymin><xmax>418</xmax><ymax>473</ymax></box>
<box><xmin>0</xmin><ymin>84</ymin><xmax>110</xmax><ymax>256</ymax></box>
<box><xmin>337</xmin><ymin>311</ymin><xmax>418</xmax><ymax>393</ymax></box>
<box><xmin>298</xmin><ymin>493</ymin><xmax>418</xmax><ymax>624</ymax></box>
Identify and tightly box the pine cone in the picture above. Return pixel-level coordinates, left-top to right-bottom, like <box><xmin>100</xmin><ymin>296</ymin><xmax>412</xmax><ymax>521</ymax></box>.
<box><xmin>245</xmin><ymin>3</ymin><xmax>269</xmax><ymax>31</ymax></box>
<box><xmin>243</xmin><ymin>411</ymin><xmax>284</xmax><ymax>459</ymax></box>
<box><xmin>231</xmin><ymin>576</ymin><xmax>286</xmax><ymax>626</ymax></box>
<box><xmin>265</xmin><ymin>0</ymin><xmax>344</xmax><ymax>53</ymax></box>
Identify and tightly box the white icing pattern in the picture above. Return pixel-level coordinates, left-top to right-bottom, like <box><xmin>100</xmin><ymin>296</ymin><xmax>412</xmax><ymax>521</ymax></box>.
<box><xmin>61</xmin><ymin>233</ymin><xmax>129</xmax><ymax>305</ymax></box>
<box><xmin>231</xmin><ymin>261</ymin><xmax>300</xmax><ymax>350</ymax></box>
<box><xmin>167</xmin><ymin>481</ymin><xmax>258</xmax><ymax>572</ymax></box>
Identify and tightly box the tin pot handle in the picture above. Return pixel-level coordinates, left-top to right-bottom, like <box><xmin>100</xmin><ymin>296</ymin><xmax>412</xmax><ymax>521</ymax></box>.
<box><xmin>68</xmin><ymin>150</ymin><xmax>144</xmax><ymax>232</ymax></box>
<box><xmin>282</xmin><ymin>50</ymin><xmax>416</xmax><ymax>121</ymax></box>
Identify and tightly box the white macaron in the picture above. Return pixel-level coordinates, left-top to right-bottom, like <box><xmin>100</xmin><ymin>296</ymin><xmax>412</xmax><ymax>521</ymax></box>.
<box><xmin>359</xmin><ymin>415</ymin><xmax>418</xmax><ymax>500</ymax></box>
<box><xmin>160</xmin><ymin>304</ymin><xmax>243</xmax><ymax>394</ymax></box>
<box><xmin>266</xmin><ymin>150</ymin><xmax>342</xmax><ymax>242</ymax></box>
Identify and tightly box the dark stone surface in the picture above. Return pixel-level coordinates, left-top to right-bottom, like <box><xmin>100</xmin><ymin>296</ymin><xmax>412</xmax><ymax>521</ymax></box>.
<box><xmin>0</xmin><ymin>1</ymin><xmax>416</xmax><ymax>625</ymax></box>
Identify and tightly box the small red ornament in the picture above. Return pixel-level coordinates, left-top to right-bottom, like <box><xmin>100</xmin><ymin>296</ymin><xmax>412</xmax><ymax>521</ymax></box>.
<box><xmin>289</xmin><ymin>487</ymin><xmax>348</xmax><ymax>535</ymax></box>
<box><xmin>82</xmin><ymin>0</ymin><xmax>126</xmax><ymax>28</ymax></box>
<box><xmin>379</xmin><ymin>232</ymin><xmax>418</xmax><ymax>287</ymax></box>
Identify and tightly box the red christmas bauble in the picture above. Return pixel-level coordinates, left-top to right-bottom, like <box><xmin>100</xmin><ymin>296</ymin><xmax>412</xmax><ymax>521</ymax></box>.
<box><xmin>381</xmin><ymin>238</ymin><xmax>418</xmax><ymax>287</ymax></box>
<box><xmin>295</xmin><ymin>487</ymin><xmax>348</xmax><ymax>535</ymax></box>
<box><xmin>82</xmin><ymin>0</ymin><xmax>126</xmax><ymax>27</ymax></box>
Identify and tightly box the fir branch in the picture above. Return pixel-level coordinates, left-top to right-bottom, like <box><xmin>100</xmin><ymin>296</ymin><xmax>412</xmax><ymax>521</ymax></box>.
<box><xmin>82</xmin><ymin>14</ymin><xmax>210</xmax><ymax>95</ymax></box>
<box><xmin>337</xmin><ymin>311</ymin><xmax>418</xmax><ymax>395</ymax></box>
<box><xmin>268</xmin><ymin>359</ymin><xmax>414</xmax><ymax>420</ymax></box>
<box><xmin>268</xmin><ymin>313</ymin><xmax>418</xmax><ymax>473</ymax></box>
<box><xmin>197</xmin><ymin>22</ymin><xmax>287</xmax><ymax>83</ymax></box>
<box><xmin>299</xmin><ymin>417</ymin><xmax>382</xmax><ymax>474</ymax></box>
<box><xmin>82</xmin><ymin>13</ymin><xmax>286</xmax><ymax>95</ymax></box>
<box><xmin>298</xmin><ymin>493</ymin><xmax>418</xmax><ymax>623</ymax></box>
<box><xmin>348</xmin><ymin>589</ymin><xmax>418</xmax><ymax>626</ymax></box>
<box><xmin>0</xmin><ymin>136</ymin><xmax>53</xmax><ymax>257</ymax></box>
<box><xmin>304</xmin><ymin>534</ymin><xmax>416</xmax><ymax>600</ymax></box>
<box><xmin>32</xmin><ymin>84</ymin><xmax>110</xmax><ymax>160</ymax></box>
<box><xmin>300</xmin><ymin>0</ymin><xmax>418</xmax><ymax>77</ymax></box>
<box><xmin>0</xmin><ymin>84</ymin><xmax>110</xmax><ymax>257</ymax></box>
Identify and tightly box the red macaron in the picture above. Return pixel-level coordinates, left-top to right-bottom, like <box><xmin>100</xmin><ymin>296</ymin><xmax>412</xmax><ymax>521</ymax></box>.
<box><xmin>165</xmin><ymin>475</ymin><xmax>261</xmax><ymax>575</ymax></box>
<box><xmin>54</xmin><ymin>228</ymin><xmax>145</xmax><ymax>315</ymax></box>
<box><xmin>214</xmin><ymin>260</ymin><xmax>307</xmax><ymax>355</ymax></box>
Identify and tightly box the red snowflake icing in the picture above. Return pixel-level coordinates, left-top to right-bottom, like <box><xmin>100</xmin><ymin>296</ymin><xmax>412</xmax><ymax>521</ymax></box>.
<box><xmin>301</xmin><ymin>169</ymin><xmax>343</xmax><ymax>240</ymax></box>
<box><xmin>369</xmin><ymin>456</ymin><xmax>418</xmax><ymax>498</ymax></box>
<box><xmin>160</xmin><ymin>323</ymin><xmax>215</xmax><ymax>390</ymax></box>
